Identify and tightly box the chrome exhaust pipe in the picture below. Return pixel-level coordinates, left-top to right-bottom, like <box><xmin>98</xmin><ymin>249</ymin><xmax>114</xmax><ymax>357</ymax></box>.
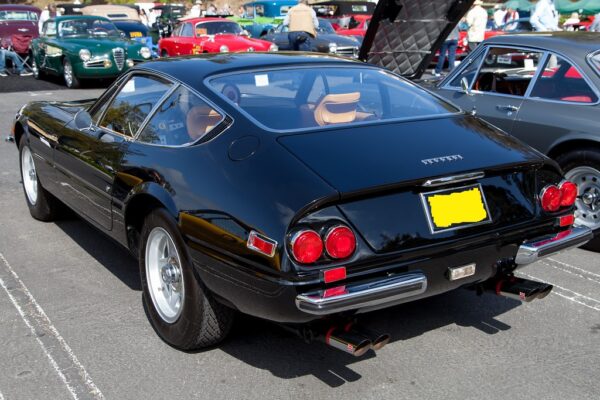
<box><xmin>494</xmin><ymin>276</ymin><xmax>553</xmax><ymax>302</ymax></box>
<box><xmin>350</xmin><ymin>326</ymin><xmax>391</xmax><ymax>351</ymax></box>
<box><xmin>322</xmin><ymin>327</ymin><xmax>372</xmax><ymax>357</ymax></box>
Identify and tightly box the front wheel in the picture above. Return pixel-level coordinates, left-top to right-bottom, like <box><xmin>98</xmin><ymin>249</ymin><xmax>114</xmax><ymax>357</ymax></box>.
<box><xmin>32</xmin><ymin>57</ymin><xmax>42</xmax><ymax>80</ymax></box>
<box><xmin>140</xmin><ymin>209</ymin><xmax>234</xmax><ymax>349</ymax></box>
<box><xmin>19</xmin><ymin>136</ymin><xmax>60</xmax><ymax>221</ymax></box>
<box><xmin>63</xmin><ymin>58</ymin><xmax>80</xmax><ymax>88</ymax></box>
<box><xmin>557</xmin><ymin>148</ymin><xmax>600</xmax><ymax>251</ymax></box>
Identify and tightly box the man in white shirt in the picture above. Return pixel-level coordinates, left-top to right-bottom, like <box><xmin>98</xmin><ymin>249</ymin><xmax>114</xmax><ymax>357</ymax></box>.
<box><xmin>466</xmin><ymin>0</ymin><xmax>488</xmax><ymax>51</ymax></box>
<box><xmin>493</xmin><ymin>5</ymin><xmax>506</xmax><ymax>28</ymax></box>
<box><xmin>531</xmin><ymin>0</ymin><xmax>560</xmax><ymax>31</ymax></box>
<box><xmin>590</xmin><ymin>13</ymin><xmax>600</xmax><ymax>32</ymax></box>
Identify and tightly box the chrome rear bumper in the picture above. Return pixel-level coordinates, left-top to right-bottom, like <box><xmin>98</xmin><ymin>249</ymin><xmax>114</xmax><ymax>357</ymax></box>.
<box><xmin>295</xmin><ymin>273</ymin><xmax>427</xmax><ymax>315</ymax></box>
<box><xmin>515</xmin><ymin>226</ymin><xmax>593</xmax><ymax>266</ymax></box>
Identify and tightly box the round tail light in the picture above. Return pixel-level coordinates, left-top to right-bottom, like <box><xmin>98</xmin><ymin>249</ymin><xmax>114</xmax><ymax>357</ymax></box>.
<box><xmin>291</xmin><ymin>230</ymin><xmax>323</xmax><ymax>264</ymax></box>
<box><xmin>325</xmin><ymin>226</ymin><xmax>356</xmax><ymax>259</ymax></box>
<box><xmin>541</xmin><ymin>185</ymin><xmax>562</xmax><ymax>212</ymax></box>
<box><xmin>559</xmin><ymin>181</ymin><xmax>578</xmax><ymax>207</ymax></box>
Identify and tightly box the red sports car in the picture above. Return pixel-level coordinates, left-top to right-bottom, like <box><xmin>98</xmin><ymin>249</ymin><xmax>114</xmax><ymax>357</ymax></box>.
<box><xmin>335</xmin><ymin>15</ymin><xmax>370</xmax><ymax>39</ymax></box>
<box><xmin>158</xmin><ymin>18</ymin><xmax>277</xmax><ymax>57</ymax></box>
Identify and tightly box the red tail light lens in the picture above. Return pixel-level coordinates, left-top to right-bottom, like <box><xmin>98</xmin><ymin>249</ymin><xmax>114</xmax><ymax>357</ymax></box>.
<box><xmin>541</xmin><ymin>185</ymin><xmax>562</xmax><ymax>212</ymax></box>
<box><xmin>325</xmin><ymin>226</ymin><xmax>356</xmax><ymax>259</ymax></box>
<box><xmin>291</xmin><ymin>230</ymin><xmax>323</xmax><ymax>264</ymax></box>
<box><xmin>559</xmin><ymin>181</ymin><xmax>578</xmax><ymax>207</ymax></box>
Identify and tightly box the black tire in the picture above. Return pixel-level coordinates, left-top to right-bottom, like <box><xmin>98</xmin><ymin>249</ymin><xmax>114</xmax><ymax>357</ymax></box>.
<box><xmin>139</xmin><ymin>208</ymin><xmax>234</xmax><ymax>349</ymax></box>
<box><xmin>63</xmin><ymin>58</ymin><xmax>80</xmax><ymax>89</ymax></box>
<box><xmin>555</xmin><ymin>148</ymin><xmax>600</xmax><ymax>252</ymax></box>
<box><xmin>161</xmin><ymin>49</ymin><xmax>168</xmax><ymax>58</ymax></box>
<box><xmin>18</xmin><ymin>136</ymin><xmax>60</xmax><ymax>221</ymax></box>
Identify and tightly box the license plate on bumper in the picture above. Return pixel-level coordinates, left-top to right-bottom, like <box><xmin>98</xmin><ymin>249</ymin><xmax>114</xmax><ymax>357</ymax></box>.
<box><xmin>421</xmin><ymin>184</ymin><xmax>492</xmax><ymax>234</ymax></box>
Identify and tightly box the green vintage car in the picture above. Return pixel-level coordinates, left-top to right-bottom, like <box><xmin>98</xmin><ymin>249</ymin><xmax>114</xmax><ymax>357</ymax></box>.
<box><xmin>32</xmin><ymin>15</ymin><xmax>151</xmax><ymax>88</ymax></box>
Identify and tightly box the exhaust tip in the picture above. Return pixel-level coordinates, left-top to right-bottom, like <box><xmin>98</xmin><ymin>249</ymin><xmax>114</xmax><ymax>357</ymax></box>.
<box><xmin>371</xmin><ymin>333</ymin><xmax>391</xmax><ymax>351</ymax></box>
<box><xmin>535</xmin><ymin>284</ymin><xmax>553</xmax><ymax>300</ymax></box>
<box><xmin>353</xmin><ymin>340</ymin><xmax>373</xmax><ymax>357</ymax></box>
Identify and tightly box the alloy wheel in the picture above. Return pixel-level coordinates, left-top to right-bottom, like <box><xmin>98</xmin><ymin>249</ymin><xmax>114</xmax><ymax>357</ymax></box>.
<box><xmin>145</xmin><ymin>227</ymin><xmax>185</xmax><ymax>323</ymax></box>
<box><xmin>21</xmin><ymin>146</ymin><xmax>38</xmax><ymax>205</ymax></box>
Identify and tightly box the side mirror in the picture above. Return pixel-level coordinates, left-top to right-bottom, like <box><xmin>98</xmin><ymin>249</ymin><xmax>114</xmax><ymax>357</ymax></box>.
<box><xmin>460</xmin><ymin>77</ymin><xmax>472</xmax><ymax>96</ymax></box>
<box><xmin>74</xmin><ymin>110</ymin><xmax>93</xmax><ymax>131</ymax></box>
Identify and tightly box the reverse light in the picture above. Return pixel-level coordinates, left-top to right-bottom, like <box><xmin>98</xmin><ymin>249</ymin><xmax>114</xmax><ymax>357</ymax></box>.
<box><xmin>559</xmin><ymin>181</ymin><xmax>578</xmax><ymax>207</ymax></box>
<box><xmin>291</xmin><ymin>230</ymin><xmax>323</xmax><ymax>264</ymax></box>
<box><xmin>541</xmin><ymin>185</ymin><xmax>562</xmax><ymax>212</ymax></box>
<box><xmin>247</xmin><ymin>231</ymin><xmax>277</xmax><ymax>257</ymax></box>
<box><xmin>325</xmin><ymin>226</ymin><xmax>356</xmax><ymax>259</ymax></box>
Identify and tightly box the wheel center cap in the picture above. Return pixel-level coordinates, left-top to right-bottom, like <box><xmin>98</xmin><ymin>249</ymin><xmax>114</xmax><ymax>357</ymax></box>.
<box><xmin>29</xmin><ymin>169</ymin><xmax>35</xmax><ymax>179</ymax></box>
<box><xmin>582</xmin><ymin>190</ymin><xmax>599</xmax><ymax>209</ymax></box>
<box><xmin>160</xmin><ymin>263</ymin><xmax>180</xmax><ymax>285</ymax></box>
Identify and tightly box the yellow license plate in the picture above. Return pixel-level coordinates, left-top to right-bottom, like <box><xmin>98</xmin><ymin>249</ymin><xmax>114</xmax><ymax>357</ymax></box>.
<box><xmin>421</xmin><ymin>184</ymin><xmax>491</xmax><ymax>234</ymax></box>
<box><xmin>130</xmin><ymin>32</ymin><xmax>143</xmax><ymax>38</ymax></box>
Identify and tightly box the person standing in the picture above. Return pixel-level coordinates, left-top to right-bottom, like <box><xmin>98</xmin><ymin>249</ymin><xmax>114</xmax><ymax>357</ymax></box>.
<box><xmin>493</xmin><ymin>5</ymin><xmax>506</xmax><ymax>28</ymax></box>
<box><xmin>465</xmin><ymin>0</ymin><xmax>487</xmax><ymax>51</ymax></box>
<box><xmin>503</xmin><ymin>7</ymin><xmax>520</xmax><ymax>30</ymax></box>
<box><xmin>531</xmin><ymin>0</ymin><xmax>560</xmax><ymax>31</ymax></box>
<box><xmin>39</xmin><ymin>3</ymin><xmax>59</xmax><ymax>33</ymax></box>
<box><xmin>283</xmin><ymin>0</ymin><xmax>319</xmax><ymax>52</ymax></box>
<box><xmin>139</xmin><ymin>9</ymin><xmax>150</xmax><ymax>27</ymax></box>
<box><xmin>434</xmin><ymin>25</ymin><xmax>459</xmax><ymax>77</ymax></box>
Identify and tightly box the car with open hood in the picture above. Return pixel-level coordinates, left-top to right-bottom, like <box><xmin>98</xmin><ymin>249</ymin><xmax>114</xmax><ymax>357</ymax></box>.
<box><xmin>261</xmin><ymin>18</ymin><xmax>359</xmax><ymax>57</ymax></box>
<box><xmin>11</xmin><ymin>52</ymin><xmax>591</xmax><ymax>355</ymax></box>
<box><xmin>158</xmin><ymin>18</ymin><xmax>277</xmax><ymax>56</ymax></box>
<box><xmin>31</xmin><ymin>15</ymin><xmax>152</xmax><ymax>88</ymax></box>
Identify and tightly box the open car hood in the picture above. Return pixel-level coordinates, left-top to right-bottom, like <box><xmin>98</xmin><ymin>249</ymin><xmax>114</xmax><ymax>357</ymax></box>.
<box><xmin>359</xmin><ymin>0</ymin><xmax>473</xmax><ymax>79</ymax></box>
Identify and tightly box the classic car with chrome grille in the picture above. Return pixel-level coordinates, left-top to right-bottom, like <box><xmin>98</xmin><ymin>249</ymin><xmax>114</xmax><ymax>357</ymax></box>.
<box><xmin>261</xmin><ymin>18</ymin><xmax>360</xmax><ymax>57</ymax></box>
<box><xmin>158</xmin><ymin>18</ymin><xmax>277</xmax><ymax>57</ymax></box>
<box><xmin>11</xmin><ymin>53</ymin><xmax>592</xmax><ymax>356</ymax></box>
<box><xmin>32</xmin><ymin>15</ymin><xmax>151</xmax><ymax>88</ymax></box>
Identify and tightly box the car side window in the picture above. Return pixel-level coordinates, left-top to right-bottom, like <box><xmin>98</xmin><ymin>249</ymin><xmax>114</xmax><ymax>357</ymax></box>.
<box><xmin>44</xmin><ymin>21</ymin><xmax>56</xmax><ymax>37</ymax></box>
<box><xmin>471</xmin><ymin>47</ymin><xmax>543</xmax><ymax>97</ymax></box>
<box><xmin>172</xmin><ymin>23</ymin><xmax>182</xmax><ymax>36</ymax></box>
<box><xmin>137</xmin><ymin>86</ymin><xmax>223</xmax><ymax>146</ymax></box>
<box><xmin>448</xmin><ymin>50</ymin><xmax>485</xmax><ymax>88</ymax></box>
<box><xmin>181</xmin><ymin>23</ymin><xmax>193</xmax><ymax>37</ymax></box>
<box><xmin>530</xmin><ymin>54</ymin><xmax>598</xmax><ymax>104</ymax></box>
<box><xmin>99</xmin><ymin>75</ymin><xmax>172</xmax><ymax>137</ymax></box>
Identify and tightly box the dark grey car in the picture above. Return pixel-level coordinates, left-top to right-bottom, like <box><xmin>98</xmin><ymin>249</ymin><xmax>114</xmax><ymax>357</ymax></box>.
<box><xmin>430</xmin><ymin>32</ymin><xmax>600</xmax><ymax>249</ymax></box>
<box><xmin>262</xmin><ymin>18</ymin><xmax>360</xmax><ymax>58</ymax></box>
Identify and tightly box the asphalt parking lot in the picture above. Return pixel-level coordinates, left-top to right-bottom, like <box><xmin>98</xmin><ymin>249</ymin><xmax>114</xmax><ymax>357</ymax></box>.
<box><xmin>0</xmin><ymin>88</ymin><xmax>599</xmax><ymax>400</ymax></box>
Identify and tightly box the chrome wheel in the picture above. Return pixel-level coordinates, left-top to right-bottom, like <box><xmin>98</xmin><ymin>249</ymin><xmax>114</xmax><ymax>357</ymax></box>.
<box><xmin>21</xmin><ymin>146</ymin><xmax>38</xmax><ymax>205</ymax></box>
<box><xmin>64</xmin><ymin>62</ymin><xmax>73</xmax><ymax>87</ymax></box>
<box><xmin>145</xmin><ymin>227</ymin><xmax>185</xmax><ymax>323</ymax></box>
<box><xmin>565</xmin><ymin>166</ymin><xmax>600</xmax><ymax>230</ymax></box>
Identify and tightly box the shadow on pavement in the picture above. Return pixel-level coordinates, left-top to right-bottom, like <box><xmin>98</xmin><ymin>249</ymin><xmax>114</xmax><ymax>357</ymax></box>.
<box><xmin>55</xmin><ymin>218</ymin><xmax>141</xmax><ymax>290</ymax></box>
<box><xmin>53</xmin><ymin>215</ymin><xmax>519</xmax><ymax>388</ymax></box>
<box><xmin>0</xmin><ymin>74</ymin><xmax>113</xmax><ymax>93</ymax></box>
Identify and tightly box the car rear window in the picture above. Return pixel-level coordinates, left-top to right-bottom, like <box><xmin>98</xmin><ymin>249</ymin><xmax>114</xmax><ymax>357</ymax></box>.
<box><xmin>0</xmin><ymin>10</ymin><xmax>38</xmax><ymax>21</ymax></box>
<box><xmin>209</xmin><ymin>67</ymin><xmax>457</xmax><ymax>131</ymax></box>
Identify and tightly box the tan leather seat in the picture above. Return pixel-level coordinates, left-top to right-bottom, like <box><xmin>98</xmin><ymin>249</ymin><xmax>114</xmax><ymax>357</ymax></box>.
<box><xmin>186</xmin><ymin>106</ymin><xmax>222</xmax><ymax>141</ymax></box>
<box><xmin>313</xmin><ymin>92</ymin><xmax>360</xmax><ymax>126</ymax></box>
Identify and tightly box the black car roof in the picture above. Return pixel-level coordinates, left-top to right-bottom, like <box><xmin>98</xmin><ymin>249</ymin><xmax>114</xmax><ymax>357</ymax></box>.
<box><xmin>137</xmin><ymin>52</ymin><xmax>361</xmax><ymax>82</ymax></box>
<box><xmin>485</xmin><ymin>32</ymin><xmax>600</xmax><ymax>58</ymax></box>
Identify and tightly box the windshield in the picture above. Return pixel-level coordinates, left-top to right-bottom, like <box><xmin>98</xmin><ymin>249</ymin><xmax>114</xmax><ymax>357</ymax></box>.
<box><xmin>196</xmin><ymin>21</ymin><xmax>242</xmax><ymax>36</ymax></box>
<box><xmin>210</xmin><ymin>67</ymin><xmax>457</xmax><ymax>131</ymax></box>
<box><xmin>0</xmin><ymin>10</ymin><xmax>38</xmax><ymax>21</ymax></box>
<box><xmin>318</xmin><ymin>19</ymin><xmax>335</xmax><ymax>34</ymax></box>
<box><xmin>58</xmin><ymin>18</ymin><xmax>120</xmax><ymax>38</ymax></box>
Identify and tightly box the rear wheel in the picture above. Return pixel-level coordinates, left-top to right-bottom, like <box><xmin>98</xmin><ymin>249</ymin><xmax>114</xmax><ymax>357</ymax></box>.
<box><xmin>63</xmin><ymin>58</ymin><xmax>80</xmax><ymax>89</ymax></box>
<box><xmin>140</xmin><ymin>209</ymin><xmax>234</xmax><ymax>349</ymax></box>
<box><xmin>556</xmin><ymin>148</ymin><xmax>600</xmax><ymax>251</ymax></box>
<box><xmin>161</xmin><ymin>49</ymin><xmax>168</xmax><ymax>58</ymax></box>
<box><xmin>19</xmin><ymin>136</ymin><xmax>59</xmax><ymax>221</ymax></box>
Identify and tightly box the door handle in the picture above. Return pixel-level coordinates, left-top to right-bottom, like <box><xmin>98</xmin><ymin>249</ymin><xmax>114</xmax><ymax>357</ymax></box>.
<box><xmin>497</xmin><ymin>105</ymin><xmax>519</xmax><ymax>112</ymax></box>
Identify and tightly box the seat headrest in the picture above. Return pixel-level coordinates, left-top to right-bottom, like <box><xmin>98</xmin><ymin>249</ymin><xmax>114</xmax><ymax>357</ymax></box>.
<box><xmin>314</xmin><ymin>92</ymin><xmax>360</xmax><ymax>126</ymax></box>
<box><xmin>186</xmin><ymin>106</ymin><xmax>222</xmax><ymax>141</ymax></box>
